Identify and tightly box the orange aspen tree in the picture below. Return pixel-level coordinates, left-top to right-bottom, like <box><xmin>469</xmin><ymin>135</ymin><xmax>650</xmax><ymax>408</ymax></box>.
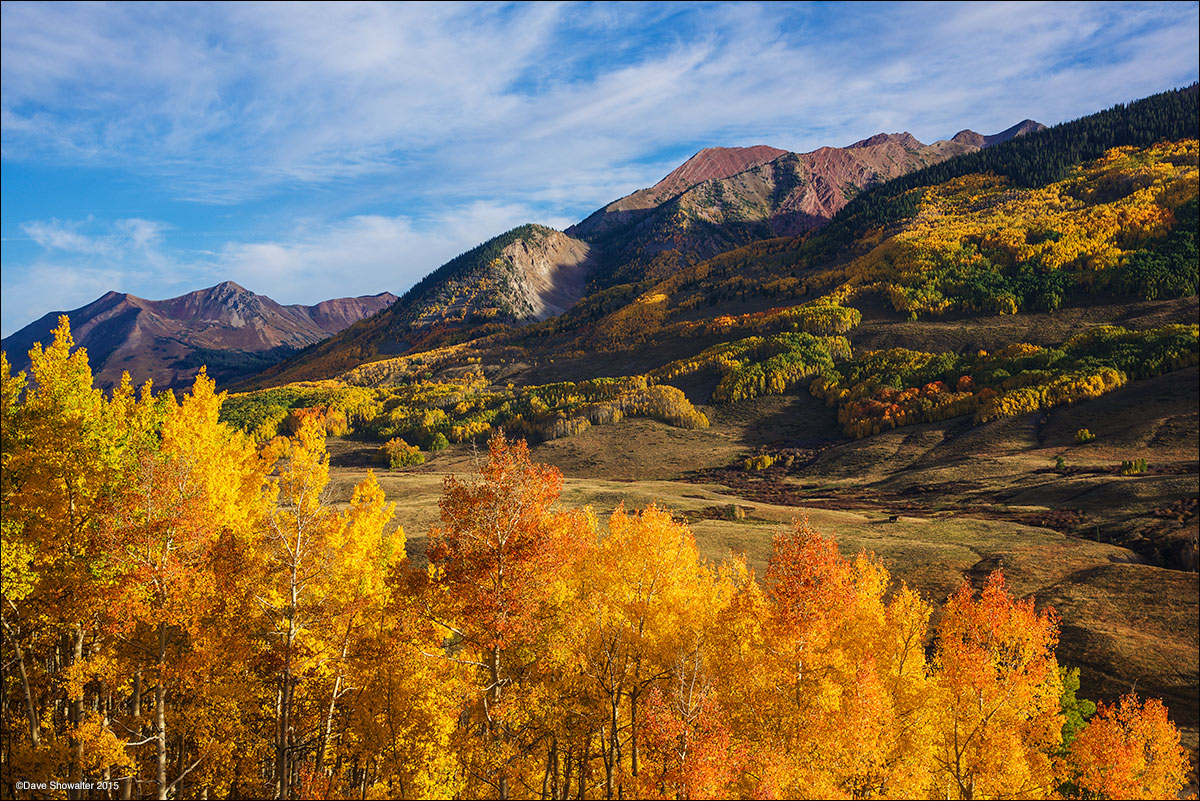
<box><xmin>634</xmin><ymin>685</ymin><xmax>740</xmax><ymax>801</ymax></box>
<box><xmin>423</xmin><ymin>432</ymin><xmax>592</xmax><ymax>800</ymax></box>
<box><xmin>713</xmin><ymin>520</ymin><xmax>936</xmax><ymax>799</ymax></box>
<box><xmin>930</xmin><ymin>571</ymin><xmax>1064</xmax><ymax>800</ymax></box>
<box><xmin>1066</xmin><ymin>693</ymin><xmax>1189</xmax><ymax>799</ymax></box>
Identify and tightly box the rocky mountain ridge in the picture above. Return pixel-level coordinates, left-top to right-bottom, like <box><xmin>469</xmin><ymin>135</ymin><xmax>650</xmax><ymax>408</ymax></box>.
<box><xmin>247</xmin><ymin>118</ymin><xmax>1045</xmax><ymax>386</ymax></box>
<box><xmin>570</xmin><ymin>122</ymin><xmax>1046</xmax><ymax>282</ymax></box>
<box><xmin>10</xmin><ymin>118</ymin><xmax>1046</xmax><ymax>391</ymax></box>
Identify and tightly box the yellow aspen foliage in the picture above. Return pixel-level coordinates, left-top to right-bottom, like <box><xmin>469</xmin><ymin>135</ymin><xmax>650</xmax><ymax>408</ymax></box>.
<box><xmin>5</xmin><ymin>318</ymin><xmax>1195</xmax><ymax>801</ymax></box>
<box><xmin>837</xmin><ymin>141</ymin><xmax>1197</xmax><ymax>318</ymax></box>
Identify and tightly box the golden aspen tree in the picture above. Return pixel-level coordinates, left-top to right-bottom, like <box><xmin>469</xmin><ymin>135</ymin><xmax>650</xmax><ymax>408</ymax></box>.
<box><xmin>336</xmin><ymin>590</ymin><xmax>467</xmax><ymax>800</ymax></box>
<box><xmin>102</xmin><ymin>369</ymin><xmax>271</xmax><ymax>799</ymax></box>
<box><xmin>259</xmin><ymin>414</ymin><xmax>403</xmax><ymax>800</ymax></box>
<box><xmin>575</xmin><ymin>505</ymin><xmax>727</xmax><ymax>800</ymax></box>
<box><xmin>1</xmin><ymin>318</ymin><xmax>133</xmax><ymax>792</ymax></box>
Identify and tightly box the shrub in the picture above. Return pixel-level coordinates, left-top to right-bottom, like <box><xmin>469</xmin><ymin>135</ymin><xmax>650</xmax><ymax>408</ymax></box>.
<box><xmin>381</xmin><ymin>437</ymin><xmax>425</xmax><ymax>469</ymax></box>
<box><xmin>325</xmin><ymin>408</ymin><xmax>351</xmax><ymax>437</ymax></box>
<box><xmin>1119</xmin><ymin>458</ymin><xmax>1148</xmax><ymax>475</ymax></box>
<box><xmin>1074</xmin><ymin>428</ymin><xmax>1096</xmax><ymax>443</ymax></box>
<box><xmin>428</xmin><ymin>432</ymin><xmax>449</xmax><ymax>452</ymax></box>
<box><xmin>744</xmin><ymin>454</ymin><xmax>776</xmax><ymax>471</ymax></box>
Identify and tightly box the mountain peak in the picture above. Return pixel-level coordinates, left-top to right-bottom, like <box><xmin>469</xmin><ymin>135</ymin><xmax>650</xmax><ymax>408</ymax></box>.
<box><xmin>951</xmin><ymin>129</ymin><xmax>987</xmax><ymax>147</ymax></box>
<box><xmin>204</xmin><ymin>280</ymin><xmax>252</xmax><ymax>299</ymax></box>
<box><xmin>2</xmin><ymin>284</ymin><xmax>395</xmax><ymax>391</ymax></box>
<box><xmin>848</xmin><ymin>132</ymin><xmax>923</xmax><ymax>150</ymax></box>
<box><xmin>984</xmin><ymin>119</ymin><xmax>1046</xmax><ymax>146</ymax></box>
<box><xmin>648</xmin><ymin>145</ymin><xmax>788</xmax><ymax>200</ymax></box>
<box><xmin>952</xmin><ymin>119</ymin><xmax>1046</xmax><ymax>148</ymax></box>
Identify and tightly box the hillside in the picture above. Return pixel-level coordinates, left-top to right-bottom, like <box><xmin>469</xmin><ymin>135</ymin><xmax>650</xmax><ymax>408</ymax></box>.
<box><xmin>243</xmin><ymin>225</ymin><xmax>595</xmax><ymax>387</ymax></box>
<box><xmin>569</xmin><ymin>122</ymin><xmax>1046</xmax><ymax>287</ymax></box>
<box><xmin>253</xmin><ymin>120</ymin><xmax>1045</xmax><ymax>387</ymax></box>
<box><xmin>1</xmin><ymin>281</ymin><xmax>396</xmax><ymax>390</ymax></box>
<box><xmin>211</xmin><ymin>85</ymin><xmax>1198</xmax><ymax>775</ymax></box>
<box><xmin>225</xmin><ymin>88</ymin><xmax>1198</xmax><ymax>458</ymax></box>
<box><xmin>220</xmin><ymin>86</ymin><xmax>1198</xmax><ymax>577</ymax></box>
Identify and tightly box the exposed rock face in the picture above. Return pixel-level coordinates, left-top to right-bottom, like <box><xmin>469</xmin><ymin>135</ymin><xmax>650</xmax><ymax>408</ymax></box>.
<box><xmin>403</xmin><ymin>226</ymin><xmax>594</xmax><ymax>329</ymax></box>
<box><xmin>501</xmin><ymin>231</ymin><xmax>593</xmax><ymax>320</ymax></box>
<box><xmin>571</xmin><ymin>146</ymin><xmax>788</xmax><ymax>241</ymax></box>
<box><xmin>247</xmin><ymin>225</ymin><xmax>596</xmax><ymax>387</ymax></box>
<box><xmin>2</xmin><ymin>282</ymin><xmax>396</xmax><ymax>390</ymax></box>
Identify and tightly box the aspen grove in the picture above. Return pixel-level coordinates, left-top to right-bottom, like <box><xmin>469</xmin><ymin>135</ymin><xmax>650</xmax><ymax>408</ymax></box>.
<box><xmin>0</xmin><ymin>320</ymin><xmax>1189</xmax><ymax>800</ymax></box>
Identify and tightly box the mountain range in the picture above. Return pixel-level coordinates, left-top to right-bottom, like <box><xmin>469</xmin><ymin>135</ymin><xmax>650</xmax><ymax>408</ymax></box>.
<box><xmin>4</xmin><ymin>86</ymin><xmax>1197</xmax><ymax>760</ymax></box>
<box><xmin>244</xmin><ymin>119</ymin><xmax>1045</xmax><ymax>387</ymax></box>
<box><xmin>1</xmin><ymin>282</ymin><xmax>396</xmax><ymax>390</ymax></box>
<box><xmin>3</xmin><ymin>119</ymin><xmax>1045</xmax><ymax>392</ymax></box>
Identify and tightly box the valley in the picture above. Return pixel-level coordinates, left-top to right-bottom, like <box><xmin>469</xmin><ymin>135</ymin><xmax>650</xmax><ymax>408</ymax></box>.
<box><xmin>210</xmin><ymin>92</ymin><xmax>1200</xmax><ymax>781</ymax></box>
<box><xmin>316</xmin><ymin>310</ymin><xmax>1199</xmax><ymax>763</ymax></box>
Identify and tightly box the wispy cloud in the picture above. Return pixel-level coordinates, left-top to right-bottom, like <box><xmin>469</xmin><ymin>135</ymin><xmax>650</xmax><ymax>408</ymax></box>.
<box><xmin>22</xmin><ymin>217</ymin><xmax>170</xmax><ymax>258</ymax></box>
<box><xmin>5</xmin><ymin>2</ymin><xmax>1196</xmax><ymax>202</ymax></box>
<box><xmin>217</xmin><ymin>200</ymin><xmax>572</xmax><ymax>304</ymax></box>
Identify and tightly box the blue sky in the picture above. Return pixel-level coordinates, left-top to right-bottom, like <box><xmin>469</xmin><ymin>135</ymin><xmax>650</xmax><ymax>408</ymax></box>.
<box><xmin>2</xmin><ymin>1</ymin><xmax>1197</xmax><ymax>337</ymax></box>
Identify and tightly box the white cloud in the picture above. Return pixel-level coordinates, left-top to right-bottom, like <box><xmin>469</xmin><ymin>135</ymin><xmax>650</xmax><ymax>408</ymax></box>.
<box><xmin>217</xmin><ymin>200</ymin><xmax>574</xmax><ymax>304</ymax></box>
<box><xmin>4</xmin><ymin>2</ymin><xmax>1195</xmax><ymax>204</ymax></box>
<box><xmin>21</xmin><ymin>219</ymin><xmax>111</xmax><ymax>255</ymax></box>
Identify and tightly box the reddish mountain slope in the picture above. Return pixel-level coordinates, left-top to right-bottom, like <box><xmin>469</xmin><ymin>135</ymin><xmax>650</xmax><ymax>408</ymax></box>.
<box><xmin>236</xmin><ymin>119</ymin><xmax>1047</xmax><ymax>385</ymax></box>
<box><xmin>624</xmin><ymin>145</ymin><xmax>789</xmax><ymax>209</ymax></box>
<box><xmin>2</xmin><ymin>282</ymin><xmax>396</xmax><ymax>390</ymax></box>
